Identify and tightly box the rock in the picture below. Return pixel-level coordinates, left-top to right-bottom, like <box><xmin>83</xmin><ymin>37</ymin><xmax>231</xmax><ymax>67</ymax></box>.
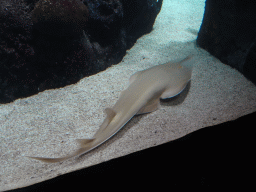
<box><xmin>0</xmin><ymin>0</ymin><xmax>163</xmax><ymax>103</ymax></box>
<box><xmin>197</xmin><ymin>0</ymin><xmax>256</xmax><ymax>84</ymax></box>
<box><xmin>32</xmin><ymin>0</ymin><xmax>89</xmax><ymax>36</ymax></box>
<box><xmin>121</xmin><ymin>0</ymin><xmax>163</xmax><ymax>48</ymax></box>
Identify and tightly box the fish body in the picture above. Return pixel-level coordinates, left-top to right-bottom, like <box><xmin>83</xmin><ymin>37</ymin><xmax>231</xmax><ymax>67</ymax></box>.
<box><xmin>27</xmin><ymin>55</ymin><xmax>194</xmax><ymax>163</ymax></box>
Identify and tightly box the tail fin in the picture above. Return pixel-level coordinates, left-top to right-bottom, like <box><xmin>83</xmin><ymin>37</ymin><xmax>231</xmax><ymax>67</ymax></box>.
<box><xmin>26</xmin><ymin>138</ymin><xmax>95</xmax><ymax>163</ymax></box>
<box><xmin>26</xmin><ymin>108</ymin><xmax>117</xmax><ymax>163</ymax></box>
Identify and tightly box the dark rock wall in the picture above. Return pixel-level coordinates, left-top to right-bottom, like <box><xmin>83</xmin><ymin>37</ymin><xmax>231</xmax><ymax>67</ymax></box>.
<box><xmin>0</xmin><ymin>0</ymin><xmax>163</xmax><ymax>103</ymax></box>
<box><xmin>197</xmin><ymin>0</ymin><xmax>256</xmax><ymax>84</ymax></box>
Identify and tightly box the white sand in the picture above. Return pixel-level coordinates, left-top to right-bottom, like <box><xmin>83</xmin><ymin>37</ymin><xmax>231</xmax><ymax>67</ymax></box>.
<box><xmin>1</xmin><ymin>0</ymin><xmax>256</xmax><ymax>190</ymax></box>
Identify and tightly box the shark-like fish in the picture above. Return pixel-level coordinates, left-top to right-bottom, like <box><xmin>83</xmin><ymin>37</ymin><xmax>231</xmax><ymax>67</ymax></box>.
<box><xmin>27</xmin><ymin>55</ymin><xmax>194</xmax><ymax>163</ymax></box>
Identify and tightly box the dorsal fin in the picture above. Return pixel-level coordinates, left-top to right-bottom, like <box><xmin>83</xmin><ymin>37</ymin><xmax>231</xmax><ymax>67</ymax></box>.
<box><xmin>93</xmin><ymin>108</ymin><xmax>116</xmax><ymax>137</ymax></box>
<box><xmin>105</xmin><ymin>108</ymin><xmax>116</xmax><ymax>122</ymax></box>
<box><xmin>100</xmin><ymin>108</ymin><xmax>116</xmax><ymax>129</ymax></box>
<box><xmin>129</xmin><ymin>71</ymin><xmax>142</xmax><ymax>85</ymax></box>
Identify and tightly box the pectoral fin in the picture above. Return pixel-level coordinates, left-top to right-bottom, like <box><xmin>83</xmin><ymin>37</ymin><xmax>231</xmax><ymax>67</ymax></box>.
<box><xmin>136</xmin><ymin>98</ymin><xmax>160</xmax><ymax>115</ymax></box>
<box><xmin>76</xmin><ymin>138</ymin><xmax>95</xmax><ymax>147</ymax></box>
<box><xmin>160</xmin><ymin>81</ymin><xmax>190</xmax><ymax>99</ymax></box>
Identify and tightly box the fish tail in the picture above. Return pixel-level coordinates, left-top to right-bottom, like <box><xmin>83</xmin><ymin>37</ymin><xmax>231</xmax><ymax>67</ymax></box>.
<box><xmin>26</xmin><ymin>138</ymin><xmax>95</xmax><ymax>163</ymax></box>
